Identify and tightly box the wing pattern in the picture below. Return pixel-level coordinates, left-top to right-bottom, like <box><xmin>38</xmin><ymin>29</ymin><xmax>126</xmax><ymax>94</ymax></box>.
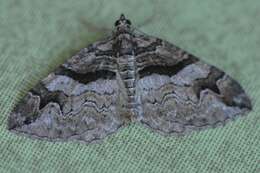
<box><xmin>134</xmin><ymin>35</ymin><xmax>251</xmax><ymax>134</ymax></box>
<box><xmin>8</xmin><ymin>38</ymin><xmax>127</xmax><ymax>143</ymax></box>
<box><xmin>8</xmin><ymin>15</ymin><xmax>252</xmax><ymax>143</ymax></box>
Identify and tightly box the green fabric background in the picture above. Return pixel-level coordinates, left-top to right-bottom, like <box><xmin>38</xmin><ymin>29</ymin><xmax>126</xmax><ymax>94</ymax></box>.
<box><xmin>0</xmin><ymin>0</ymin><xmax>259</xmax><ymax>172</ymax></box>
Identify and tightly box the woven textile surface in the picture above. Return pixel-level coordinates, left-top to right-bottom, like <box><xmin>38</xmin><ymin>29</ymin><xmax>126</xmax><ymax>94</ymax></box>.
<box><xmin>0</xmin><ymin>0</ymin><xmax>259</xmax><ymax>172</ymax></box>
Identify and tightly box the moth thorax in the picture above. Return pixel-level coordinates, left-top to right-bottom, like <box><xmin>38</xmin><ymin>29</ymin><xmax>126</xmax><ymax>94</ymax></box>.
<box><xmin>120</xmin><ymin>39</ymin><xmax>134</xmax><ymax>49</ymax></box>
<box><xmin>113</xmin><ymin>35</ymin><xmax>134</xmax><ymax>56</ymax></box>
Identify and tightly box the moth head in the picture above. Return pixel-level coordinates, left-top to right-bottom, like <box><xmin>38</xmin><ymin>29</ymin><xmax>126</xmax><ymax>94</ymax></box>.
<box><xmin>114</xmin><ymin>14</ymin><xmax>132</xmax><ymax>33</ymax></box>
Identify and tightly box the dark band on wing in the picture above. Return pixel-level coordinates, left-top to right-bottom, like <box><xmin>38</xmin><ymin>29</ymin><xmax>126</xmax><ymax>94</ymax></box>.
<box><xmin>30</xmin><ymin>83</ymin><xmax>67</xmax><ymax>110</ymax></box>
<box><xmin>138</xmin><ymin>57</ymin><xmax>198</xmax><ymax>78</ymax></box>
<box><xmin>135</xmin><ymin>39</ymin><xmax>162</xmax><ymax>55</ymax></box>
<box><xmin>192</xmin><ymin>66</ymin><xmax>251</xmax><ymax>109</ymax></box>
<box><xmin>95</xmin><ymin>50</ymin><xmax>114</xmax><ymax>56</ymax></box>
<box><xmin>55</xmin><ymin>66</ymin><xmax>116</xmax><ymax>84</ymax></box>
<box><xmin>192</xmin><ymin>66</ymin><xmax>224</xmax><ymax>99</ymax></box>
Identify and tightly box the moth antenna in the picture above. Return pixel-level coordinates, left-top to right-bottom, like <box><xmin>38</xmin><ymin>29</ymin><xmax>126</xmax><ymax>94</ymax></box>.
<box><xmin>135</xmin><ymin>0</ymin><xmax>158</xmax><ymax>28</ymax></box>
<box><xmin>80</xmin><ymin>17</ymin><xmax>111</xmax><ymax>34</ymax></box>
<box><xmin>133</xmin><ymin>27</ymin><xmax>155</xmax><ymax>38</ymax></box>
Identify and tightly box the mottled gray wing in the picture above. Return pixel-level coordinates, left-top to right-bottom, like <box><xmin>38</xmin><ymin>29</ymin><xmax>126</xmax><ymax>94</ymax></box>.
<box><xmin>8</xmin><ymin>39</ymin><xmax>126</xmax><ymax>143</ymax></box>
<box><xmin>62</xmin><ymin>37</ymin><xmax>117</xmax><ymax>73</ymax></box>
<box><xmin>134</xmin><ymin>35</ymin><xmax>252</xmax><ymax>134</ymax></box>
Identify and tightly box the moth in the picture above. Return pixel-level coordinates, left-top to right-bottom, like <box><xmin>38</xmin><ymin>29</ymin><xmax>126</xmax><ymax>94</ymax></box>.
<box><xmin>8</xmin><ymin>14</ymin><xmax>252</xmax><ymax>143</ymax></box>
